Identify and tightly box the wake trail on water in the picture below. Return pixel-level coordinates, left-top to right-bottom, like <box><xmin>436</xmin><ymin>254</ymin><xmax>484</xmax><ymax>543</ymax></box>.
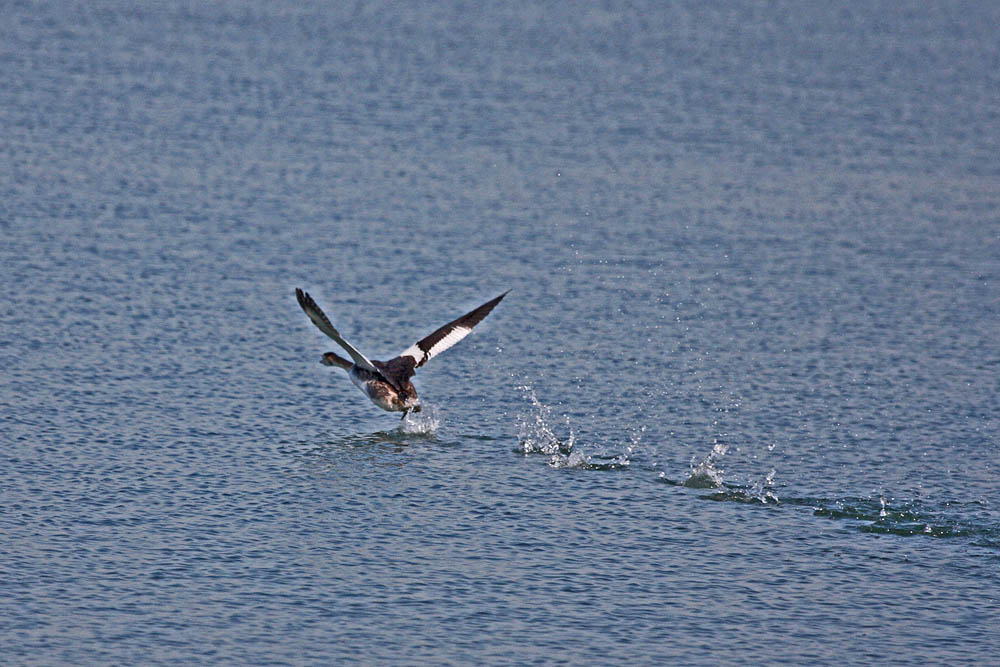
<box><xmin>663</xmin><ymin>442</ymin><xmax>998</xmax><ymax>545</ymax></box>
<box><xmin>785</xmin><ymin>495</ymin><xmax>998</xmax><ymax>544</ymax></box>
<box><xmin>514</xmin><ymin>386</ymin><xmax>998</xmax><ymax>548</ymax></box>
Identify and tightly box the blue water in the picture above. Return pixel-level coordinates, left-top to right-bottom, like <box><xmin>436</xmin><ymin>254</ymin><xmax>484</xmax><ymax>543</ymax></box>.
<box><xmin>2</xmin><ymin>1</ymin><xmax>999</xmax><ymax>663</ymax></box>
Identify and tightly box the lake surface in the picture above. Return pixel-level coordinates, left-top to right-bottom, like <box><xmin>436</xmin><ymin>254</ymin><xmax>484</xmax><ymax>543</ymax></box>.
<box><xmin>2</xmin><ymin>1</ymin><xmax>999</xmax><ymax>664</ymax></box>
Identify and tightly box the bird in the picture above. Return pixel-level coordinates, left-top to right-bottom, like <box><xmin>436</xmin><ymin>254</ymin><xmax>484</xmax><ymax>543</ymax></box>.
<box><xmin>295</xmin><ymin>288</ymin><xmax>508</xmax><ymax>417</ymax></box>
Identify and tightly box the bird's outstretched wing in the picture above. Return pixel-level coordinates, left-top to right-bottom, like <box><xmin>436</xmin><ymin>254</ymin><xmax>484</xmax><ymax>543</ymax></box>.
<box><xmin>295</xmin><ymin>288</ymin><xmax>380</xmax><ymax>375</ymax></box>
<box><xmin>397</xmin><ymin>291</ymin><xmax>508</xmax><ymax>371</ymax></box>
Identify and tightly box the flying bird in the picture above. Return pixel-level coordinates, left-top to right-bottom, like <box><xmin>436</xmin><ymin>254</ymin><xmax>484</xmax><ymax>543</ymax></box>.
<box><xmin>295</xmin><ymin>288</ymin><xmax>508</xmax><ymax>416</ymax></box>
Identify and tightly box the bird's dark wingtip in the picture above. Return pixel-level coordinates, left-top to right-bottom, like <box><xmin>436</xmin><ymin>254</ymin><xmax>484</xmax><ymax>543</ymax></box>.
<box><xmin>295</xmin><ymin>288</ymin><xmax>311</xmax><ymax>310</ymax></box>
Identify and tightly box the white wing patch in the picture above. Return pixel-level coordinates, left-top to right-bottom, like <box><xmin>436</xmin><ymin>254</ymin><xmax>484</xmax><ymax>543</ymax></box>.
<box><xmin>396</xmin><ymin>291</ymin><xmax>508</xmax><ymax>370</ymax></box>
<box><xmin>400</xmin><ymin>325</ymin><xmax>473</xmax><ymax>366</ymax></box>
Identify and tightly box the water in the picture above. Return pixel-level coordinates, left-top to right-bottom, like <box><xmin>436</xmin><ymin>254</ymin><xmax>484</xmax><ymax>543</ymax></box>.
<box><xmin>2</xmin><ymin>1</ymin><xmax>999</xmax><ymax>663</ymax></box>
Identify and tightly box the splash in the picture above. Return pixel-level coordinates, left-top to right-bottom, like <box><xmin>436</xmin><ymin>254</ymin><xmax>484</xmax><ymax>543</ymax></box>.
<box><xmin>749</xmin><ymin>469</ymin><xmax>779</xmax><ymax>504</ymax></box>
<box><xmin>682</xmin><ymin>440</ymin><xmax>728</xmax><ymax>488</ymax></box>
<box><xmin>697</xmin><ymin>470</ymin><xmax>779</xmax><ymax>505</ymax></box>
<box><xmin>625</xmin><ymin>424</ymin><xmax>644</xmax><ymax>461</ymax></box>
<box><xmin>548</xmin><ymin>449</ymin><xmax>589</xmax><ymax>469</ymax></box>
<box><xmin>515</xmin><ymin>385</ymin><xmax>631</xmax><ymax>470</ymax></box>
<box><xmin>516</xmin><ymin>385</ymin><xmax>574</xmax><ymax>456</ymax></box>
<box><xmin>399</xmin><ymin>405</ymin><xmax>440</xmax><ymax>435</ymax></box>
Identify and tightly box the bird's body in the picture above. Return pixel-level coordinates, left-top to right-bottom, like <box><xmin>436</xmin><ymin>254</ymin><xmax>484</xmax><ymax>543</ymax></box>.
<box><xmin>349</xmin><ymin>364</ymin><xmax>418</xmax><ymax>412</ymax></box>
<box><xmin>295</xmin><ymin>288</ymin><xmax>508</xmax><ymax>416</ymax></box>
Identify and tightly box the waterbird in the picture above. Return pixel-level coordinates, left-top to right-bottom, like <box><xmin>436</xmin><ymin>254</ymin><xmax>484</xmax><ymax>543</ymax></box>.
<box><xmin>295</xmin><ymin>288</ymin><xmax>508</xmax><ymax>417</ymax></box>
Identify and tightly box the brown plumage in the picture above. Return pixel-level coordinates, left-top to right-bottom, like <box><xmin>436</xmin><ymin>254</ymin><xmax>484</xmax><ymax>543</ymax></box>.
<box><xmin>296</xmin><ymin>288</ymin><xmax>508</xmax><ymax>415</ymax></box>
